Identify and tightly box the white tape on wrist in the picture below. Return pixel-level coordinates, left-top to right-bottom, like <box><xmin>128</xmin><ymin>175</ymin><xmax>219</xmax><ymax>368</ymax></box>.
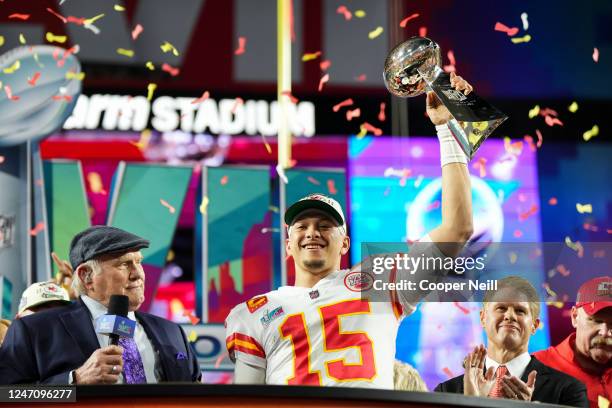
<box><xmin>436</xmin><ymin>123</ymin><xmax>467</xmax><ymax>166</ymax></box>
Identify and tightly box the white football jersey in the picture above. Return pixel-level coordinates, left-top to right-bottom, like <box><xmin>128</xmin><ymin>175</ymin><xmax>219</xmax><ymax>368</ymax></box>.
<box><xmin>225</xmin><ymin>267</ymin><xmax>412</xmax><ymax>388</ymax></box>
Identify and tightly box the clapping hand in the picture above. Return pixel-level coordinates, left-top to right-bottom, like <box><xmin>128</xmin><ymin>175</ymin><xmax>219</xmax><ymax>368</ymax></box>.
<box><xmin>463</xmin><ymin>344</ymin><xmax>495</xmax><ymax>397</ymax></box>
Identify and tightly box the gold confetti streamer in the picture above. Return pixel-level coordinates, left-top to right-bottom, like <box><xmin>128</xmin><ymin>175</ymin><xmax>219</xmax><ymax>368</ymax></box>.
<box><xmin>145</xmin><ymin>61</ymin><xmax>155</xmax><ymax>70</ymax></box>
<box><xmin>583</xmin><ymin>125</ymin><xmax>599</xmax><ymax>141</ymax></box>
<box><xmin>0</xmin><ymin>36</ymin><xmax>5</xmax><ymax>47</ymax></box>
<box><xmin>511</xmin><ymin>34</ymin><xmax>531</xmax><ymax>44</ymax></box>
<box><xmin>568</xmin><ymin>101</ymin><xmax>578</xmax><ymax>113</ymax></box>
<box><xmin>160</xmin><ymin>41</ymin><xmax>179</xmax><ymax>56</ymax></box>
<box><xmin>355</xmin><ymin>10</ymin><xmax>366</xmax><ymax>18</ymax></box>
<box><xmin>2</xmin><ymin>60</ymin><xmax>20</xmax><ymax>74</ymax></box>
<box><xmin>19</xmin><ymin>34</ymin><xmax>26</xmax><ymax>44</ymax></box>
<box><xmin>84</xmin><ymin>13</ymin><xmax>105</xmax><ymax>26</ymax></box>
<box><xmin>368</xmin><ymin>26</ymin><xmax>384</xmax><ymax>40</ymax></box>
<box><xmin>576</xmin><ymin>203</ymin><xmax>593</xmax><ymax>214</ymax></box>
<box><xmin>117</xmin><ymin>48</ymin><xmax>134</xmax><ymax>57</ymax></box>
<box><xmin>528</xmin><ymin>105</ymin><xmax>540</xmax><ymax>118</ymax></box>
<box><xmin>114</xmin><ymin>4</ymin><xmax>125</xmax><ymax>11</ymax></box>
<box><xmin>199</xmin><ymin>196</ymin><xmax>209</xmax><ymax>214</ymax></box>
<box><xmin>146</xmin><ymin>83</ymin><xmax>157</xmax><ymax>101</ymax></box>
<box><xmin>45</xmin><ymin>32</ymin><xmax>67</xmax><ymax>43</ymax></box>
<box><xmin>66</xmin><ymin>71</ymin><xmax>85</xmax><ymax>80</ymax></box>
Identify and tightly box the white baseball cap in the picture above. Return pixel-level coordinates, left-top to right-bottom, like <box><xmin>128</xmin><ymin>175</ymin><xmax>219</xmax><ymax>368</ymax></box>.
<box><xmin>284</xmin><ymin>193</ymin><xmax>346</xmax><ymax>226</ymax></box>
<box><xmin>18</xmin><ymin>282</ymin><xmax>71</xmax><ymax>315</ymax></box>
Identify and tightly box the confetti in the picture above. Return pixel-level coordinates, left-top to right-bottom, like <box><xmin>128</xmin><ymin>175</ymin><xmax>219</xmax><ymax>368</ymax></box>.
<box><xmin>219</xmin><ymin>175</ymin><xmax>229</xmax><ymax>186</ymax></box>
<box><xmin>327</xmin><ymin>179</ymin><xmax>337</xmax><ymax>195</ymax></box>
<box><xmin>160</xmin><ymin>41</ymin><xmax>179</xmax><ymax>56</ymax></box>
<box><xmin>2</xmin><ymin>61</ymin><xmax>20</xmax><ymax>74</ymax></box>
<box><xmin>30</xmin><ymin>222</ymin><xmax>45</xmax><ymax>236</ymax></box>
<box><xmin>472</xmin><ymin>157</ymin><xmax>487</xmax><ymax>178</ymax></box>
<box><xmin>528</xmin><ymin>105</ymin><xmax>540</xmax><ymax>118</ymax></box>
<box><xmin>346</xmin><ymin>108</ymin><xmax>361</xmax><ymax>121</ymax></box>
<box><xmin>114</xmin><ymin>4</ymin><xmax>125</xmax><ymax>11</ymax></box>
<box><xmin>19</xmin><ymin>34</ymin><xmax>26</xmax><ymax>44</ymax></box>
<box><xmin>117</xmin><ymin>48</ymin><xmax>134</xmax><ymax>57</ymax></box>
<box><xmin>56</xmin><ymin>45</ymin><xmax>79</xmax><ymax>68</ymax></box>
<box><xmin>146</xmin><ymin>83</ymin><xmax>157</xmax><ymax>101</ymax></box>
<box><xmin>9</xmin><ymin>13</ymin><xmax>30</xmax><ymax>20</ymax></box>
<box><xmin>276</xmin><ymin>164</ymin><xmax>288</xmax><ymax>184</ymax></box>
<box><xmin>281</xmin><ymin>90</ymin><xmax>299</xmax><ymax>103</ymax></box>
<box><xmin>513</xmin><ymin>230</ymin><xmax>523</xmax><ymax>238</ymax></box>
<box><xmin>320</xmin><ymin>59</ymin><xmax>331</xmax><ymax>71</ymax></box>
<box><xmin>599</xmin><ymin>396</ymin><xmax>610</xmax><ymax>408</ymax></box>
<box><xmin>87</xmin><ymin>172</ymin><xmax>105</xmax><ymax>194</ymax></box>
<box><xmin>160</xmin><ymin>199</ymin><xmax>176</xmax><ymax>214</ymax></box>
<box><xmin>443</xmin><ymin>50</ymin><xmax>456</xmax><ymax>72</ymax></box>
<box><xmin>583</xmin><ymin>223</ymin><xmax>599</xmax><ymax>232</ymax></box>
<box><xmin>524</xmin><ymin>135</ymin><xmax>536</xmax><ymax>152</ymax></box>
<box><xmin>414</xmin><ymin>174</ymin><xmax>424</xmax><ymax>188</ymax></box>
<box><xmin>130</xmin><ymin>129</ymin><xmax>152</xmax><ymax>150</ymax></box>
<box><xmin>231</xmin><ymin>97</ymin><xmax>244</xmax><ymax>114</ymax></box>
<box><xmin>0</xmin><ymin>156</ymin><xmax>4</xmax><ymax>164</ymax></box>
<box><xmin>494</xmin><ymin>22</ymin><xmax>519</xmax><ymax>36</ymax></box>
<box><xmin>355</xmin><ymin>74</ymin><xmax>367</xmax><ymax>82</ymax></box>
<box><xmin>368</xmin><ymin>26</ymin><xmax>384</xmax><ymax>40</ymax></box>
<box><xmin>132</xmin><ymin>24</ymin><xmax>143</xmax><ymax>40</ymax></box>
<box><xmin>318</xmin><ymin>73</ymin><xmax>329</xmax><ymax>92</ymax></box>
<box><xmin>234</xmin><ymin>36</ymin><xmax>246</xmax><ymax>55</ymax></box>
<box><xmin>307</xmin><ymin>176</ymin><xmax>321</xmax><ymax>185</ymax></box>
<box><xmin>199</xmin><ymin>196</ymin><xmax>209</xmax><ymax>214</ymax></box>
<box><xmin>519</xmin><ymin>204</ymin><xmax>538</xmax><ymax>221</ymax></box>
<box><xmin>84</xmin><ymin>13</ymin><xmax>105</xmax><ymax>25</ymax></box>
<box><xmin>45</xmin><ymin>32</ymin><xmax>67</xmax><ymax>44</ymax></box>
<box><xmin>145</xmin><ymin>61</ymin><xmax>155</xmax><ymax>71</ymax></box>
<box><xmin>593</xmin><ymin>48</ymin><xmax>599</xmax><ymax>63</ymax></box>
<box><xmin>419</xmin><ymin>27</ymin><xmax>427</xmax><ymax>37</ymax></box>
<box><xmin>65</xmin><ymin>71</ymin><xmax>86</xmax><ymax>81</ymax></box>
<box><xmin>564</xmin><ymin>236</ymin><xmax>584</xmax><ymax>258</ymax></box>
<box><xmin>67</xmin><ymin>16</ymin><xmax>86</xmax><ymax>25</ymax></box>
<box><xmin>583</xmin><ymin>125</ymin><xmax>599</xmax><ymax>141</ymax></box>
<box><xmin>520</xmin><ymin>12</ymin><xmax>529</xmax><ymax>30</ymax></box>
<box><xmin>354</xmin><ymin>10</ymin><xmax>366</xmax><ymax>18</ymax></box>
<box><xmin>356</xmin><ymin>126</ymin><xmax>367</xmax><ymax>139</ymax></box>
<box><xmin>261</xmin><ymin>134</ymin><xmax>272</xmax><ymax>154</ymax></box>
<box><xmin>191</xmin><ymin>90</ymin><xmax>210</xmax><ymax>105</ymax></box>
<box><xmin>568</xmin><ymin>101</ymin><xmax>578</xmax><ymax>112</ymax></box>
<box><xmin>0</xmin><ymin>36</ymin><xmax>4</xmax><ymax>47</ymax></box>
<box><xmin>46</xmin><ymin>8</ymin><xmax>67</xmax><ymax>23</ymax></box>
<box><xmin>509</xmin><ymin>252</ymin><xmax>518</xmax><ymax>264</ymax></box>
<box><xmin>336</xmin><ymin>5</ymin><xmax>352</xmax><ymax>20</ymax></box>
<box><xmin>576</xmin><ymin>203</ymin><xmax>593</xmax><ymax>214</ymax></box>
<box><xmin>182</xmin><ymin>310</ymin><xmax>200</xmax><ymax>325</ymax></box>
<box><xmin>4</xmin><ymin>85</ymin><xmax>19</xmax><ymax>101</ymax></box>
<box><xmin>442</xmin><ymin>367</ymin><xmax>454</xmax><ymax>378</ymax></box>
<box><xmin>302</xmin><ymin>51</ymin><xmax>321</xmax><ymax>62</ymax></box>
<box><xmin>544</xmin><ymin>115</ymin><xmax>563</xmax><ymax>127</ymax></box>
<box><xmin>511</xmin><ymin>34</ymin><xmax>531</xmax><ymax>44</ymax></box>
<box><xmin>332</xmin><ymin>98</ymin><xmax>353</xmax><ymax>112</ymax></box>
<box><xmin>427</xmin><ymin>200</ymin><xmax>441</xmax><ymax>212</ymax></box>
<box><xmin>378</xmin><ymin>102</ymin><xmax>386</xmax><ymax>121</ymax></box>
<box><xmin>453</xmin><ymin>302</ymin><xmax>470</xmax><ymax>314</ymax></box>
<box><xmin>188</xmin><ymin>330</ymin><xmax>197</xmax><ymax>342</ymax></box>
<box><xmin>399</xmin><ymin>13</ymin><xmax>419</xmax><ymax>28</ymax></box>
<box><xmin>362</xmin><ymin>122</ymin><xmax>383</xmax><ymax>136</ymax></box>
<box><xmin>548</xmin><ymin>197</ymin><xmax>558</xmax><ymax>205</ymax></box>
<box><xmin>162</xmin><ymin>63</ymin><xmax>180</xmax><ymax>77</ymax></box>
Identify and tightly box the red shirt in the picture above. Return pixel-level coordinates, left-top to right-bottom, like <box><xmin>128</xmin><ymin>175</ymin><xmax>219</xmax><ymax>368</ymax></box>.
<box><xmin>534</xmin><ymin>333</ymin><xmax>611</xmax><ymax>408</ymax></box>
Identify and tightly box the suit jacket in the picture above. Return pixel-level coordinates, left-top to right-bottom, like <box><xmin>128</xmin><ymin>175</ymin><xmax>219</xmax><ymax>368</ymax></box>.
<box><xmin>0</xmin><ymin>299</ymin><xmax>201</xmax><ymax>384</ymax></box>
<box><xmin>434</xmin><ymin>356</ymin><xmax>588</xmax><ymax>407</ymax></box>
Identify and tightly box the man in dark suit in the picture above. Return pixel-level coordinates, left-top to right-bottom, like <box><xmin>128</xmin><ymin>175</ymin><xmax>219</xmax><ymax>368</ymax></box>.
<box><xmin>0</xmin><ymin>226</ymin><xmax>201</xmax><ymax>384</ymax></box>
<box><xmin>435</xmin><ymin>276</ymin><xmax>587</xmax><ymax>407</ymax></box>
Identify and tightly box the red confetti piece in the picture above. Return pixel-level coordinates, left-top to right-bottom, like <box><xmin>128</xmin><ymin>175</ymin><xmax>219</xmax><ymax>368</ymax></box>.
<box><xmin>162</xmin><ymin>63</ymin><xmax>180</xmax><ymax>77</ymax></box>
<box><xmin>320</xmin><ymin>59</ymin><xmax>331</xmax><ymax>71</ymax></box>
<box><xmin>548</xmin><ymin>197</ymin><xmax>558</xmax><ymax>205</ymax></box>
<box><xmin>453</xmin><ymin>302</ymin><xmax>470</xmax><ymax>314</ymax></box>
<box><xmin>0</xmin><ymin>156</ymin><xmax>4</xmax><ymax>164</ymax></box>
<box><xmin>399</xmin><ymin>13</ymin><xmax>419</xmax><ymax>28</ymax></box>
<box><xmin>494</xmin><ymin>22</ymin><xmax>519</xmax><ymax>36</ymax></box>
<box><xmin>524</xmin><ymin>135</ymin><xmax>536</xmax><ymax>151</ymax></box>
<box><xmin>327</xmin><ymin>179</ymin><xmax>337</xmax><ymax>195</ymax></box>
<box><xmin>519</xmin><ymin>204</ymin><xmax>538</xmax><ymax>221</ymax></box>
<box><xmin>544</xmin><ymin>115</ymin><xmax>563</xmax><ymax>127</ymax></box>
<box><xmin>362</xmin><ymin>122</ymin><xmax>382</xmax><ymax>136</ymax></box>
<box><xmin>57</xmin><ymin>45</ymin><xmax>79</xmax><ymax>68</ymax></box>
<box><xmin>191</xmin><ymin>90</ymin><xmax>210</xmax><ymax>105</ymax></box>
<box><xmin>281</xmin><ymin>90</ymin><xmax>299</xmax><ymax>103</ymax></box>
<box><xmin>160</xmin><ymin>199</ymin><xmax>176</xmax><ymax>214</ymax></box>
<box><xmin>419</xmin><ymin>26</ymin><xmax>427</xmax><ymax>37</ymax></box>
<box><xmin>46</xmin><ymin>8</ymin><xmax>67</xmax><ymax>23</ymax></box>
<box><xmin>355</xmin><ymin>74</ymin><xmax>367</xmax><ymax>82</ymax></box>
<box><xmin>472</xmin><ymin>157</ymin><xmax>487</xmax><ymax>178</ymax></box>
<box><xmin>66</xmin><ymin>16</ymin><xmax>86</xmax><ymax>25</ymax></box>
<box><xmin>514</xmin><ymin>229</ymin><xmax>523</xmax><ymax>238</ymax></box>
<box><xmin>318</xmin><ymin>73</ymin><xmax>329</xmax><ymax>92</ymax></box>
<box><xmin>9</xmin><ymin>13</ymin><xmax>30</xmax><ymax>20</ymax></box>
<box><xmin>332</xmin><ymin>98</ymin><xmax>353</xmax><ymax>112</ymax></box>
<box><xmin>593</xmin><ymin>47</ymin><xmax>599</xmax><ymax>63</ymax></box>
<box><xmin>234</xmin><ymin>36</ymin><xmax>246</xmax><ymax>55</ymax></box>
<box><xmin>535</xmin><ymin>129</ymin><xmax>543</xmax><ymax>147</ymax></box>
<box><xmin>607</xmin><ymin>229</ymin><xmax>612</xmax><ymax>234</ymax></box>
<box><xmin>220</xmin><ymin>175</ymin><xmax>229</xmax><ymax>185</ymax></box>
<box><xmin>378</xmin><ymin>102</ymin><xmax>386</xmax><ymax>122</ymax></box>
<box><xmin>30</xmin><ymin>222</ymin><xmax>45</xmax><ymax>236</ymax></box>
<box><xmin>556</xmin><ymin>264</ymin><xmax>570</xmax><ymax>277</ymax></box>
<box><xmin>231</xmin><ymin>97</ymin><xmax>244</xmax><ymax>114</ymax></box>
<box><xmin>426</xmin><ymin>200</ymin><xmax>440</xmax><ymax>212</ymax></box>
<box><xmin>27</xmin><ymin>72</ymin><xmax>41</xmax><ymax>86</ymax></box>
<box><xmin>182</xmin><ymin>310</ymin><xmax>201</xmax><ymax>325</ymax></box>
<box><xmin>4</xmin><ymin>85</ymin><xmax>19</xmax><ymax>101</ymax></box>
<box><xmin>583</xmin><ymin>223</ymin><xmax>599</xmax><ymax>232</ymax></box>
<box><xmin>442</xmin><ymin>367</ymin><xmax>454</xmax><ymax>378</ymax></box>
<box><xmin>447</xmin><ymin>50</ymin><xmax>456</xmax><ymax>66</ymax></box>
<box><xmin>51</xmin><ymin>95</ymin><xmax>73</xmax><ymax>102</ymax></box>
<box><xmin>336</xmin><ymin>5</ymin><xmax>352</xmax><ymax>20</ymax></box>
<box><xmin>539</xmin><ymin>107</ymin><xmax>558</xmax><ymax>117</ymax></box>
<box><xmin>132</xmin><ymin>24</ymin><xmax>143</xmax><ymax>40</ymax></box>
<box><xmin>307</xmin><ymin>176</ymin><xmax>321</xmax><ymax>185</ymax></box>
<box><xmin>346</xmin><ymin>108</ymin><xmax>361</xmax><ymax>121</ymax></box>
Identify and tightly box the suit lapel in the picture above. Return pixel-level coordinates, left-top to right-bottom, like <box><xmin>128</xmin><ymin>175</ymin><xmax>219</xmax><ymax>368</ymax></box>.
<box><xmin>58</xmin><ymin>299</ymin><xmax>99</xmax><ymax>362</ymax></box>
<box><xmin>135</xmin><ymin>312</ymin><xmax>171</xmax><ymax>381</ymax></box>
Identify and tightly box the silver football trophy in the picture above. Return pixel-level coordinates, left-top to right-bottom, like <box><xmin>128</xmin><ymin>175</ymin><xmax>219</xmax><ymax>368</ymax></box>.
<box><xmin>383</xmin><ymin>37</ymin><xmax>508</xmax><ymax>160</ymax></box>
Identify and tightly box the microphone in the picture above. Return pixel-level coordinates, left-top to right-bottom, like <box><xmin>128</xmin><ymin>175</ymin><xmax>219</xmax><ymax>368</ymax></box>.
<box><xmin>94</xmin><ymin>294</ymin><xmax>136</xmax><ymax>346</ymax></box>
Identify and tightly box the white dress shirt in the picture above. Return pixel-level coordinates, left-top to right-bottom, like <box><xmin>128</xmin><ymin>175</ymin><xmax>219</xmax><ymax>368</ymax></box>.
<box><xmin>76</xmin><ymin>296</ymin><xmax>161</xmax><ymax>383</ymax></box>
<box><xmin>485</xmin><ymin>351</ymin><xmax>531</xmax><ymax>378</ymax></box>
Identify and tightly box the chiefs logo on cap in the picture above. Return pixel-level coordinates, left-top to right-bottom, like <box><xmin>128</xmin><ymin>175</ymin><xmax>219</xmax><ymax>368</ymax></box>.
<box><xmin>247</xmin><ymin>295</ymin><xmax>268</xmax><ymax>313</ymax></box>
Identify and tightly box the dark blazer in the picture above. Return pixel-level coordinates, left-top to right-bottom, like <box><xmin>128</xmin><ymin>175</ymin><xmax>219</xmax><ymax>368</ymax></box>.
<box><xmin>0</xmin><ymin>299</ymin><xmax>201</xmax><ymax>384</ymax></box>
<box><xmin>434</xmin><ymin>356</ymin><xmax>588</xmax><ymax>407</ymax></box>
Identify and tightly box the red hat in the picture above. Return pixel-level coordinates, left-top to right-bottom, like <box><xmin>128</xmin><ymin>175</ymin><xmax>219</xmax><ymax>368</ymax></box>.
<box><xmin>575</xmin><ymin>276</ymin><xmax>612</xmax><ymax>315</ymax></box>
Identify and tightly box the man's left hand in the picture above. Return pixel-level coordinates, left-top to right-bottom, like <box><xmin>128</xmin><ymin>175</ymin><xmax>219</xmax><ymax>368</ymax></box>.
<box><xmin>501</xmin><ymin>370</ymin><xmax>537</xmax><ymax>401</ymax></box>
<box><xmin>426</xmin><ymin>72</ymin><xmax>473</xmax><ymax>125</ymax></box>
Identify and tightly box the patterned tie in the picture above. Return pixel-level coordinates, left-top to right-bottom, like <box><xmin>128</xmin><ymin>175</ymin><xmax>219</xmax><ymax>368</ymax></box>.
<box><xmin>488</xmin><ymin>365</ymin><xmax>508</xmax><ymax>398</ymax></box>
<box><xmin>119</xmin><ymin>337</ymin><xmax>147</xmax><ymax>384</ymax></box>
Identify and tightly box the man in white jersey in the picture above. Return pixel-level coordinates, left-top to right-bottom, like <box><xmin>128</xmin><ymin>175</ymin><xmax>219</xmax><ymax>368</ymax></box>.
<box><xmin>226</xmin><ymin>73</ymin><xmax>475</xmax><ymax>388</ymax></box>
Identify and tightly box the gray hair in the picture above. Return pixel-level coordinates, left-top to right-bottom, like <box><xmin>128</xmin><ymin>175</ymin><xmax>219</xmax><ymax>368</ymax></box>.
<box><xmin>72</xmin><ymin>258</ymin><xmax>103</xmax><ymax>296</ymax></box>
